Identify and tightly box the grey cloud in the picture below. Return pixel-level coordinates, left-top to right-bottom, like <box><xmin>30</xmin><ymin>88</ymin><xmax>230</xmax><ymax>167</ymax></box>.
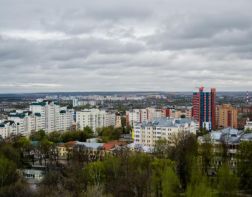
<box><xmin>0</xmin><ymin>0</ymin><xmax>252</xmax><ymax>92</ymax></box>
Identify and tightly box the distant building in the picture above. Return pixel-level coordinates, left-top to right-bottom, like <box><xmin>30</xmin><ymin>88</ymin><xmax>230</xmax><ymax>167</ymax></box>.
<box><xmin>126</xmin><ymin>108</ymin><xmax>163</xmax><ymax>127</ymax></box>
<box><xmin>198</xmin><ymin>128</ymin><xmax>248</xmax><ymax>170</ymax></box>
<box><xmin>216</xmin><ymin>104</ymin><xmax>238</xmax><ymax>129</ymax></box>
<box><xmin>72</xmin><ymin>99</ymin><xmax>78</xmax><ymax>107</ymax></box>
<box><xmin>22</xmin><ymin>169</ymin><xmax>45</xmax><ymax>184</ymax></box>
<box><xmin>162</xmin><ymin>107</ymin><xmax>192</xmax><ymax>119</ymax></box>
<box><xmin>8</xmin><ymin>111</ymin><xmax>42</xmax><ymax>136</ymax></box>
<box><xmin>57</xmin><ymin>141</ymin><xmax>76</xmax><ymax>158</ymax></box>
<box><xmin>0</xmin><ymin>121</ymin><xmax>18</xmax><ymax>139</ymax></box>
<box><xmin>133</xmin><ymin>117</ymin><xmax>198</xmax><ymax>147</ymax></box>
<box><xmin>244</xmin><ymin>119</ymin><xmax>252</xmax><ymax>130</ymax></box>
<box><xmin>192</xmin><ymin>87</ymin><xmax>216</xmax><ymax>130</ymax></box>
<box><xmin>115</xmin><ymin>112</ymin><xmax>122</xmax><ymax>128</ymax></box>
<box><xmin>30</xmin><ymin>99</ymin><xmax>73</xmax><ymax>133</ymax></box>
<box><xmin>76</xmin><ymin>109</ymin><xmax>116</xmax><ymax>132</ymax></box>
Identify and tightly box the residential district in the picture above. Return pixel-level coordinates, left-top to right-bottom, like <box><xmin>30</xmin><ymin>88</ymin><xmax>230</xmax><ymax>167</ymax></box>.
<box><xmin>0</xmin><ymin>88</ymin><xmax>252</xmax><ymax>196</ymax></box>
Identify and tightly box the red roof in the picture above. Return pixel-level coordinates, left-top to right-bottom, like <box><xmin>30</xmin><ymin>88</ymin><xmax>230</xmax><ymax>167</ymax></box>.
<box><xmin>65</xmin><ymin>141</ymin><xmax>77</xmax><ymax>147</ymax></box>
<box><xmin>103</xmin><ymin>140</ymin><xmax>126</xmax><ymax>151</ymax></box>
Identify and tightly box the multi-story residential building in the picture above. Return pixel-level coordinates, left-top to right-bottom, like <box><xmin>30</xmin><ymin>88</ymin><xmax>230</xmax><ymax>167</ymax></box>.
<box><xmin>76</xmin><ymin>109</ymin><xmax>116</xmax><ymax>132</ymax></box>
<box><xmin>126</xmin><ymin>108</ymin><xmax>163</xmax><ymax>127</ymax></box>
<box><xmin>162</xmin><ymin>107</ymin><xmax>192</xmax><ymax>119</ymax></box>
<box><xmin>133</xmin><ymin>118</ymin><xmax>198</xmax><ymax>147</ymax></box>
<box><xmin>30</xmin><ymin>100</ymin><xmax>61</xmax><ymax>133</ymax></box>
<box><xmin>8</xmin><ymin>111</ymin><xmax>41</xmax><ymax>136</ymax></box>
<box><xmin>192</xmin><ymin>87</ymin><xmax>216</xmax><ymax>130</ymax></box>
<box><xmin>59</xmin><ymin>107</ymin><xmax>74</xmax><ymax>131</ymax></box>
<box><xmin>30</xmin><ymin>99</ymin><xmax>73</xmax><ymax>133</ymax></box>
<box><xmin>1</xmin><ymin>100</ymin><xmax>74</xmax><ymax>138</ymax></box>
<box><xmin>115</xmin><ymin>112</ymin><xmax>122</xmax><ymax>128</ymax></box>
<box><xmin>216</xmin><ymin>104</ymin><xmax>238</xmax><ymax>129</ymax></box>
<box><xmin>147</xmin><ymin>108</ymin><xmax>163</xmax><ymax>120</ymax></box>
<box><xmin>72</xmin><ymin>99</ymin><xmax>78</xmax><ymax>107</ymax></box>
<box><xmin>198</xmin><ymin>128</ymin><xmax>252</xmax><ymax>169</ymax></box>
<box><xmin>126</xmin><ymin>109</ymin><xmax>143</xmax><ymax>126</ymax></box>
<box><xmin>0</xmin><ymin>120</ymin><xmax>18</xmax><ymax>139</ymax></box>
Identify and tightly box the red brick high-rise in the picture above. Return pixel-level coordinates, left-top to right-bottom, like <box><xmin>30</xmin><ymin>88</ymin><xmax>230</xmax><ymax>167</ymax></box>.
<box><xmin>192</xmin><ymin>87</ymin><xmax>216</xmax><ymax>130</ymax></box>
<box><xmin>211</xmin><ymin>88</ymin><xmax>216</xmax><ymax>129</ymax></box>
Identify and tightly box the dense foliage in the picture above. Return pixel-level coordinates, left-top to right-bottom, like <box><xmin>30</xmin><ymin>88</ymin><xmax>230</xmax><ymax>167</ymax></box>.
<box><xmin>0</xmin><ymin>131</ymin><xmax>252</xmax><ymax>196</ymax></box>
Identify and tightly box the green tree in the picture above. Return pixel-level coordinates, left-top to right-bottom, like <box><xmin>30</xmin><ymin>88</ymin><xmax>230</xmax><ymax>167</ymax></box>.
<box><xmin>83</xmin><ymin>126</ymin><xmax>93</xmax><ymax>138</ymax></box>
<box><xmin>171</xmin><ymin>133</ymin><xmax>198</xmax><ymax>190</ymax></box>
<box><xmin>217</xmin><ymin>163</ymin><xmax>239</xmax><ymax>197</ymax></box>
<box><xmin>0</xmin><ymin>156</ymin><xmax>17</xmax><ymax>187</ymax></box>
<box><xmin>48</xmin><ymin>131</ymin><xmax>62</xmax><ymax>143</ymax></box>
<box><xmin>161</xmin><ymin>165</ymin><xmax>180</xmax><ymax>197</ymax></box>
<box><xmin>0</xmin><ymin>143</ymin><xmax>20</xmax><ymax>167</ymax></box>
<box><xmin>199</xmin><ymin>135</ymin><xmax>213</xmax><ymax>175</ymax></box>
<box><xmin>30</xmin><ymin>129</ymin><xmax>46</xmax><ymax>141</ymax></box>
<box><xmin>98</xmin><ymin>126</ymin><xmax>122</xmax><ymax>142</ymax></box>
<box><xmin>237</xmin><ymin>141</ymin><xmax>252</xmax><ymax>194</ymax></box>
<box><xmin>0</xmin><ymin>179</ymin><xmax>33</xmax><ymax>197</ymax></box>
<box><xmin>84</xmin><ymin>161</ymin><xmax>105</xmax><ymax>186</ymax></box>
<box><xmin>186</xmin><ymin>158</ymin><xmax>213</xmax><ymax>197</ymax></box>
<box><xmin>153</xmin><ymin>139</ymin><xmax>171</xmax><ymax>159</ymax></box>
<box><xmin>14</xmin><ymin>136</ymin><xmax>31</xmax><ymax>150</ymax></box>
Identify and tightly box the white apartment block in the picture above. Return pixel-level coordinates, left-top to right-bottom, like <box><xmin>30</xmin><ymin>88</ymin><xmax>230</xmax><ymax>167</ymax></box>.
<box><xmin>0</xmin><ymin>100</ymin><xmax>74</xmax><ymax>139</ymax></box>
<box><xmin>126</xmin><ymin>108</ymin><xmax>163</xmax><ymax>127</ymax></box>
<box><xmin>76</xmin><ymin>109</ymin><xmax>116</xmax><ymax>132</ymax></box>
<box><xmin>115</xmin><ymin>113</ymin><xmax>122</xmax><ymax>128</ymax></box>
<box><xmin>0</xmin><ymin>121</ymin><xmax>18</xmax><ymax>139</ymax></box>
<box><xmin>30</xmin><ymin>100</ymin><xmax>60</xmax><ymax>133</ymax></box>
<box><xmin>59</xmin><ymin>107</ymin><xmax>74</xmax><ymax>131</ymax></box>
<box><xmin>30</xmin><ymin>100</ymin><xmax>73</xmax><ymax>133</ymax></box>
<box><xmin>8</xmin><ymin>111</ymin><xmax>42</xmax><ymax>136</ymax></box>
<box><xmin>133</xmin><ymin>118</ymin><xmax>198</xmax><ymax>147</ymax></box>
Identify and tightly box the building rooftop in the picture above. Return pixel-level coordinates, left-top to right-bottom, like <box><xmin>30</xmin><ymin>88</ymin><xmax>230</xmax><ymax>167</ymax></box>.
<box><xmin>135</xmin><ymin>117</ymin><xmax>197</xmax><ymax>128</ymax></box>
<box><xmin>75</xmin><ymin>141</ymin><xmax>104</xmax><ymax>150</ymax></box>
<box><xmin>200</xmin><ymin>128</ymin><xmax>250</xmax><ymax>145</ymax></box>
<box><xmin>240</xmin><ymin>133</ymin><xmax>252</xmax><ymax>142</ymax></box>
<box><xmin>103</xmin><ymin>140</ymin><xmax>126</xmax><ymax>151</ymax></box>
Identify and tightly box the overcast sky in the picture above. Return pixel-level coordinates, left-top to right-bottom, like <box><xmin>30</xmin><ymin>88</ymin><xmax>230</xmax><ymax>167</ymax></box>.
<box><xmin>0</xmin><ymin>0</ymin><xmax>252</xmax><ymax>93</ymax></box>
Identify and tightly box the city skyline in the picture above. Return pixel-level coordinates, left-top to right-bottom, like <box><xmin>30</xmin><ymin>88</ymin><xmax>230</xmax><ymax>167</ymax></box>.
<box><xmin>1</xmin><ymin>0</ymin><xmax>252</xmax><ymax>93</ymax></box>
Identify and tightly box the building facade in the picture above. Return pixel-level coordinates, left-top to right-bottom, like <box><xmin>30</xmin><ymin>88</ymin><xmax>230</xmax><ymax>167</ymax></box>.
<box><xmin>133</xmin><ymin>118</ymin><xmax>198</xmax><ymax>147</ymax></box>
<box><xmin>76</xmin><ymin>109</ymin><xmax>116</xmax><ymax>132</ymax></box>
<box><xmin>126</xmin><ymin>108</ymin><xmax>163</xmax><ymax>127</ymax></box>
<box><xmin>216</xmin><ymin>104</ymin><xmax>238</xmax><ymax>129</ymax></box>
<box><xmin>8</xmin><ymin>111</ymin><xmax>42</xmax><ymax>136</ymax></box>
<box><xmin>162</xmin><ymin>107</ymin><xmax>192</xmax><ymax>119</ymax></box>
<box><xmin>115</xmin><ymin>112</ymin><xmax>122</xmax><ymax>128</ymax></box>
<box><xmin>192</xmin><ymin>87</ymin><xmax>216</xmax><ymax>130</ymax></box>
<box><xmin>0</xmin><ymin>121</ymin><xmax>18</xmax><ymax>139</ymax></box>
<box><xmin>30</xmin><ymin>100</ymin><xmax>73</xmax><ymax>133</ymax></box>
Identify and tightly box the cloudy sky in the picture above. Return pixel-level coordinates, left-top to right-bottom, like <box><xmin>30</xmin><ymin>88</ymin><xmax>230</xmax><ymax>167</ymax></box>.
<box><xmin>0</xmin><ymin>0</ymin><xmax>252</xmax><ymax>93</ymax></box>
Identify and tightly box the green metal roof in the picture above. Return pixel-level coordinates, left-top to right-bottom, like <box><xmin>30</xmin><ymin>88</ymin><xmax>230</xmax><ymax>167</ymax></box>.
<box><xmin>9</xmin><ymin>113</ymin><xmax>26</xmax><ymax>118</ymax></box>
<box><xmin>60</xmin><ymin>110</ymin><xmax>66</xmax><ymax>113</ymax></box>
<box><xmin>31</xmin><ymin>102</ymin><xmax>47</xmax><ymax>106</ymax></box>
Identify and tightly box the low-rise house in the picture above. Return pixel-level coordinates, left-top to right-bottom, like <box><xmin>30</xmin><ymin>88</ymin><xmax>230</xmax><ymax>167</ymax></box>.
<box><xmin>22</xmin><ymin>169</ymin><xmax>45</xmax><ymax>184</ymax></box>
<box><xmin>244</xmin><ymin>119</ymin><xmax>252</xmax><ymax>131</ymax></box>
<box><xmin>57</xmin><ymin>141</ymin><xmax>76</xmax><ymax>158</ymax></box>
<box><xmin>103</xmin><ymin>140</ymin><xmax>127</xmax><ymax>151</ymax></box>
<box><xmin>198</xmin><ymin>128</ymin><xmax>252</xmax><ymax>171</ymax></box>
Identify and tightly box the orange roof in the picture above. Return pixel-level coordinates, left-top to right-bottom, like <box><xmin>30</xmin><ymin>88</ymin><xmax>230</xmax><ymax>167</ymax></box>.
<box><xmin>65</xmin><ymin>141</ymin><xmax>77</xmax><ymax>147</ymax></box>
<box><xmin>103</xmin><ymin>140</ymin><xmax>126</xmax><ymax>151</ymax></box>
